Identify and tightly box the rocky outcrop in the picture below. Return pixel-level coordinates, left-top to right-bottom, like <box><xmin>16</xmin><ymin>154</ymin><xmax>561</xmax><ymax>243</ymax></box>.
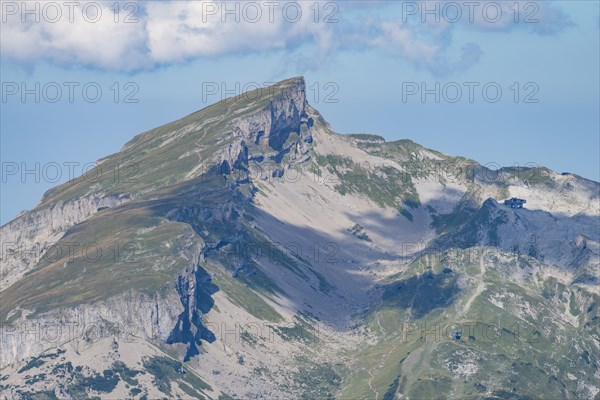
<box><xmin>232</xmin><ymin>77</ymin><xmax>307</xmax><ymax>151</ymax></box>
<box><xmin>209</xmin><ymin>79</ymin><xmax>312</xmax><ymax>184</ymax></box>
<box><xmin>167</xmin><ymin>261</ymin><xmax>218</xmax><ymax>361</ymax></box>
<box><xmin>266</xmin><ymin>79</ymin><xmax>306</xmax><ymax>151</ymax></box>
<box><xmin>0</xmin><ymin>288</ymin><xmax>183</xmax><ymax>369</ymax></box>
<box><xmin>0</xmin><ymin>234</ymin><xmax>215</xmax><ymax>370</ymax></box>
<box><xmin>434</xmin><ymin>198</ymin><xmax>600</xmax><ymax>271</ymax></box>
<box><xmin>212</xmin><ymin>78</ymin><xmax>314</xmax><ymax>184</ymax></box>
<box><xmin>0</xmin><ymin>193</ymin><xmax>132</xmax><ymax>289</ymax></box>
<box><xmin>215</xmin><ymin>139</ymin><xmax>249</xmax><ymax>175</ymax></box>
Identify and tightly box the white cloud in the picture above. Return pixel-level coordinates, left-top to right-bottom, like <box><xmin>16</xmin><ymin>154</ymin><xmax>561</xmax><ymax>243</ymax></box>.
<box><xmin>0</xmin><ymin>0</ymin><xmax>572</xmax><ymax>74</ymax></box>
<box><xmin>1</xmin><ymin>1</ymin><xmax>148</xmax><ymax>69</ymax></box>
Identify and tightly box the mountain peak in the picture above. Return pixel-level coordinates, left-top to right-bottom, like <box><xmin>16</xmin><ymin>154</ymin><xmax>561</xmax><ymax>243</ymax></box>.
<box><xmin>212</xmin><ymin>76</ymin><xmax>313</xmax><ymax>178</ymax></box>
<box><xmin>241</xmin><ymin>76</ymin><xmax>306</xmax><ymax>109</ymax></box>
<box><xmin>272</xmin><ymin>75</ymin><xmax>305</xmax><ymax>91</ymax></box>
<box><xmin>31</xmin><ymin>77</ymin><xmax>314</xmax><ymax>210</ymax></box>
<box><xmin>2</xmin><ymin>75</ymin><xmax>600</xmax><ymax>400</ymax></box>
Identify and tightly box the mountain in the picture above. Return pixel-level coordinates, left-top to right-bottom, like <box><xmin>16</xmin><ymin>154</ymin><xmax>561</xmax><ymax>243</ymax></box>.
<box><xmin>1</xmin><ymin>77</ymin><xmax>599</xmax><ymax>400</ymax></box>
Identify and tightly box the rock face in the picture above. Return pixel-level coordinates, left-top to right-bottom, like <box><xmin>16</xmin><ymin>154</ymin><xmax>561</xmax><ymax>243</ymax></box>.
<box><xmin>265</xmin><ymin>79</ymin><xmax>305</xmax><ymax>151</ymax></box>
<box><xmin>166</xmin><ymin>263</ymin><xmax>218</xmax><ymax>361</ymax></box>
<box><xmin>216</xmin><ymin>139</ymin><xmax>249</xmax><ymax>174</ymax></box>
<box><xmin>0</xmin><ymin>193</ymin><xmax>132</xmax><ymax>288</ymax></box>
<box><xmin>435</xmin><ymin>198</ymin><xmax>600</xmax><ymax>271</ymax></box>
<box><xmin>216</xmin><ymin>78</ymin><xmax>313</xmax><ymax>180</ymax></box>
<box><xmin>0</xmin><ymin>216</ymin><xmax>219</xmax><ymax>369</ymax></box>
<box><xmin>0</xmin><ymin>289</ymin><xmax>182</xmax><ymax>368</ymax></box>
<box><xmin>232</xmin><ymin>77</ymin><xmax>306</xmax><ymax>150</ymax></box>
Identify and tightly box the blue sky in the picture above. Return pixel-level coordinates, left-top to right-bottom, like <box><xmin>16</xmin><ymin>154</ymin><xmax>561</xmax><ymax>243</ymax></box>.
<box><xmin>1</xmin><ymin>1</ymin><xmax>599</xmax><ymax>225</ymax></box>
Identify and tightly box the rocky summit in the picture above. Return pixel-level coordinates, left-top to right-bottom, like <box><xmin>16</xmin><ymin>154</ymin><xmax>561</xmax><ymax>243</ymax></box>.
<box><xmin>1</xmin><ymin>77</ymin><xmax>599</xmax><ymax>399</ymax></box>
